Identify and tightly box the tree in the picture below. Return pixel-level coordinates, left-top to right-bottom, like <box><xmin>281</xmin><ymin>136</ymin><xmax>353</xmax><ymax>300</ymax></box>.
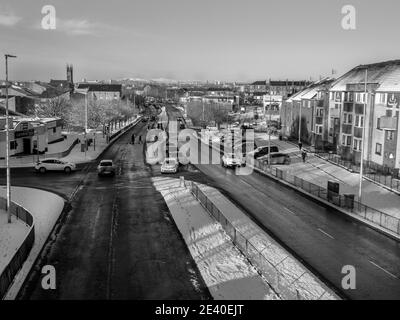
<box><xmin>35</xmin><ymin>96</ymin><xmax>73</xmax><ymax>126</ymax></box>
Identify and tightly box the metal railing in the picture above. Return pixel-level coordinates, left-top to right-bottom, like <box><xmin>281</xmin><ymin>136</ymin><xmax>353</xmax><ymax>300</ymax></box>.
<box><xmin>189</xmin><ymin>182</ymin><xmax>332</xmax><ymax>300</ymax></box>
<box><xmin>0</xmin><ymin>197</ymin><xmax>35</xmax><ymax>299</ymax></box>
<box><xmin>253</xmin><ymin>159</ymin><xmax>400</xmax><ymax>236</ymax></box>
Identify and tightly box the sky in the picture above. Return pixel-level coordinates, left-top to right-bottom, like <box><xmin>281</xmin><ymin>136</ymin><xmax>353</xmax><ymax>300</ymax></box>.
<box><xmin>0</xmin><ymin>0</ymin><xmax>399</xmax><ymax>82</ymax></box>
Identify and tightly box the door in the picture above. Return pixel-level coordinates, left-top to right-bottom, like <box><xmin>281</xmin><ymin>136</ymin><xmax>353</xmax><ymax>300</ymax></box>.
<box><xmin>23</xmin><ymin>138</ymin><xmax>31</xmax><ymax>154</ymax></box>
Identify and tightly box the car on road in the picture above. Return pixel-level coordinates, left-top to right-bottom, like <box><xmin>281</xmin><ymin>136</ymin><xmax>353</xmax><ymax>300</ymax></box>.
<box><xmin>258</xmin><ymin>152</ymin><xmax>291</xmax><ymax>165</ymax></box>
<box><xmin>35</xmin><ymin>158</ymin><xmax>76</xmax><ymax>174</ymax></box>
<box><xmin>247</xmin><ymin>145</ymin><xmax>279</xmax><ymax>159</ymax></box>
<box><xmin>97</xmin><ymin>159</ymin><xmax>116</xmax><ymax>176</ymax></box>
<box><xmin>161</xmin><ymin>158</ymin><xmax>179</xmax><ymax>174</ymax></box>
<box><xmin>221</xmin><ymin>153</ymin><xmax>243</xmax><ymax>168</ymax></box>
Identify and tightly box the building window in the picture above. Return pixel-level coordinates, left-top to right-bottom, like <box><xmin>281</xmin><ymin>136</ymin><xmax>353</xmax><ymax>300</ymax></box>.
<box><xmin>353</xmin><ymin>138</ymin><xmax>362</xmax><ymax>151</ymax></box>
<box><xmin>315</xmin><ymin>125</ymin><xmax>323</xmax><ymax>134</ymax></box>
<box><xmin>335</xmin><ymin>92</ymin><xmax>341</xmax><ymax>102</ymax></box>
<box><xmin>377</xmin><ymin>93</ymin><xmax>387</xmax><ymax>104</ymax></box>
<box><xmin>387</xmin><ymin>131</ymin><xmax>394</xmax><ymax>140</ymax></box>
<box><xmin>354</xmin><ymin>115</ymin><xmax>364</xmax><ymax>128</ymax></box>
<box><xmin>375</xmin><ymin>143</ymin><xmax>382</xmax><ymax>155</ymax></box>
<box><xmin>342</xmin><ymin>134</ymin><xmax>352</xmax><ymax>146</ymax></box>
<box><xmin>343</xmin><ymin>112</ymin><xmax>353</xmax><ymax>125</ymax></box>
<box><xmin>377</xmin><ymin>118</ymin><xmax>381</xmax><ymax>130</ymax></box>
<box><xmin>316</xmin><ymin>108</ymin><xmax>324</xmax><ymax>117</ymax></box>
<box><xmin>10</xmin><ymin>141</ymin><xmax>17</xmax><ymax>150</ymax></box>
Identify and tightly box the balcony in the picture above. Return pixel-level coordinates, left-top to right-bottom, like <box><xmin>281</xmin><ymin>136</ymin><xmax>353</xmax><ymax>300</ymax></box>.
<box><xmin>379</xmin><ymin>117</ymin><xmax>397</xmax><ymax>130</ymax></box>
<box><xmin>342</xmin><ymin>124</ymin><xmax>353</xmax><ymax>134</ymax></box>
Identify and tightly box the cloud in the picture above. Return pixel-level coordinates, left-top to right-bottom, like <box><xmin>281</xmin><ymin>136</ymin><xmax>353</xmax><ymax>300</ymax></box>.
<box><xmin>56</xmin><ymin>18</ymin><xmax>96</xmax><ymax>36</ymax></box>
<box><xmin>0</xmin><ymin>12</ymin><xmax>21</xmax><ymax>27</ymax></box>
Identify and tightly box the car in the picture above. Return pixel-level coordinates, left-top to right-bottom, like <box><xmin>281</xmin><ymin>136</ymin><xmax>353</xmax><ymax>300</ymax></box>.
<box><xmin>35</xmin><ymin>158</ymin><xmax>76</xmax><ymax>174</ymax></box>
<box><xmin>97</xmin><ymin>159</ymin><xmax>116</xmax><ymax>176</ymax></box>
<box><xmin>258</xmin><ymin>152</ymin><xmax>291</xmax><ymax>165</ymax></box>
<box><xmin>247</xmin><ymin>145</ymin><xmax>279</xmax><ymax>159</ymax></box>
<box><xmin>221</xmin><ymin>153</ymin><xmax>243</xmax><ymax>168</ymax></box>
<box><xmin>161</xmin><ymin>158</ymin><xmax>179</xmax><ymax>174</ymax></box>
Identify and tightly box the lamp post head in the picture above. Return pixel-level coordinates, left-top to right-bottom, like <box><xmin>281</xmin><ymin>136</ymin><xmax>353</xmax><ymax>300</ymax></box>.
<box><xmin>5</xmin><ymin>54</ymin><xmax>17</xmax><ymax>59</ymax></box>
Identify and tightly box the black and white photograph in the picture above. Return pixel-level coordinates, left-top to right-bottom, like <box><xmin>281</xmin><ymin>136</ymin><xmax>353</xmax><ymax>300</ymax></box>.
<box><xmin>0</xmin><ymin>0</ymin><xmax>399</xmax><ymax>314</ymax></box>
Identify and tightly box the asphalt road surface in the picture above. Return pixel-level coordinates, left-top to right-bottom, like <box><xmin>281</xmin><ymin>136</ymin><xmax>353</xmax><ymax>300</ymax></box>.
<box><xmin>166</xmin><ymin>105</ymin><xmax>400</xmax><ymax>300</ymax></box>
<box><xmin>17</xmin><ymin>120</ymin><xmax>210</xmax><ymax>300</ymax></box>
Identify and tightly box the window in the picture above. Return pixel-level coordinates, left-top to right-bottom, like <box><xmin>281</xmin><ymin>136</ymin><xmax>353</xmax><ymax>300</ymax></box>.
<box><xmin>386</xmin><ymin>109</ymin><xmax>393</xmax><ymax>117</ymax></box>
<box><xmin>377</xmin><ymin>118</ymin><xmax>381</xmax><ymax>130</ymax></box>
<box><xmin>335</xmin><ymin>92</ymin><xmax>341</xmax><ymax>102</ymax></box>
<box><xmin>315</xmin><ymin>125</ymin><xmax>323</xmax><ymax>134</ymax></box>
<box><xmin>343</xmin><ymin>112</ymin><xmax>353</xmax><ymax>125</ymax></box>
<box><xmin>316</xmin><ymin>108</ymin><xmax>324</xmax><ymax>117</ymax></box>
<box><xmin>377</xmin><ymin>93</ymin><xmax>387</xmax><ymax>104</ymax></box>
<box><xmin>330</xmin><ymin>92</ymin><xmax>334</xmax><ymax>100</ymax></box>
<box><xmin>375</xmin><ymin>143</ymin><xmax>382</xmax><ymax>155</ymax></box>
<box><xmin>353</xmin><ymin>138</ymin><xmax>362</xmax><ymax>151</ymax></box>
<box><xmin>53</xmin><ymin>127</ymin><xmax>56</xmax><ymax>133</ymax></box>
<box><xmin>10</xmin><ymin>141</ymin><xmax>17</xmax><ymax>150</ymax></box>
<box><xmin>354</xmin><ymin>115</ymin><xmax>364</xmax><ymax>128</ymax></box>
<box><xmin>342</xmin><ymin>134</ymin><xmax>352</xmax><ymax>146</ymax></box>
<box><xmin>387</xmin><ymin>131</ymin><xmax>394</xmax><ymax>140</ymax></box>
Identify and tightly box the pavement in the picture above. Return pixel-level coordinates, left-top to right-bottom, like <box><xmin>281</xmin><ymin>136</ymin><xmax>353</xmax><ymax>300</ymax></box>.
<box><xmin>17</xmin><ymin>119</ymin><xmax>210</xmax><ymax>300</ymax></box>
<box><xmin>167</xmin><ymin>105</ymin><xmax>400</xmax><ymax>300</ymax></box>
<box><xmin>254</xmin><ymin>134</ymin><xmax>400</xmax><ymax>220</ymax></box>
<box><xmin>0</xmin><ymin>118</ymin><xmax>140</xmax><ymax>168</ymax></box>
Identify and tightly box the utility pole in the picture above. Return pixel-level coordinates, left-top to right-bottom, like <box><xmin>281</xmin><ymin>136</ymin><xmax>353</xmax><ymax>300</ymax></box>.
<box><xmin>85</xmin><ymin>91</ymin><xmax>88</xmax><ymax>157</ymax></box>
<box><xmin>268</xmin><ymin>94</ymin><xmax>272</xmax><ymax>168</ymax></box>
<box><xmin>5</xmin><ymin>54</ymin><xmax>17</xmax><ymax>223</ymax></box>
<box><xmin>298</xmin><ymin>100</ymin><xmax>302</xmax><ymax>144</ymax></box>
<box><xmin>359</xmin><ymin>68</ymin><xmax>368</xmax><ymax>203</ymax></box>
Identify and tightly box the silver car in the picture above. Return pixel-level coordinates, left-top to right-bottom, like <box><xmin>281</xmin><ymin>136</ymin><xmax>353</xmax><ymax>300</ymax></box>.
<box><xmin>97</xmin><ymin>159</ymin><xmax>116</xmax><ymax>176</ymax></box>
<box><xmin>35</xmin><ymin>158</ymin><xmax>76</xmax><ymax>174</ymax></box>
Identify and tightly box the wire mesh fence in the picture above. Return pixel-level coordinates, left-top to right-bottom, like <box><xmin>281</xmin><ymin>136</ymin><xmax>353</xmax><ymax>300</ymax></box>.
<box><xmin>252</xmin><ymin>159</ymin><xmax>400</xmax><ymax>236</ymax></box>
<box><xmin>190</xmin><ymin>182</ymin><xmax>331</xmax><ymax>300</ymax></box>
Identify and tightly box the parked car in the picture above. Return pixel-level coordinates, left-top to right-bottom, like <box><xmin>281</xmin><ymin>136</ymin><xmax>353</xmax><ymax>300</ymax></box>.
<box><xmin>258</xmin><ymin>152</ymin><xmax>291</xmax><ymax>165</ymax></box>
<box><xmin>161</xmin><ymin>158</ymin><xmax>179</xmax><ymax>174</ymax></box>
<box><xmin>35</xmin><ymin>158</ymin><xmax>76</xmax><ymax>174</ymax></box>
<box><xmin>247</xmin><ymin>145</ymin><xmax>279</xmax><ymax>159</ymax></box>
<box><xmin>97</xmin><ymin>159</ymin><xmax>116</xmax><ymax>176</ymax></box>
<box><xmin>221</xmin><ymin>153</ymin><xmax>243</xmax><ymax>168</ymax></box>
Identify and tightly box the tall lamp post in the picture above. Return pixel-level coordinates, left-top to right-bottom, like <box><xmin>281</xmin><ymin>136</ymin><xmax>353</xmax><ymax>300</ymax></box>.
<box><xmin>5</xmin><ymin>54</ymin><xmax>17</xmax><ymax>223</ymax></box>
<box><xmin>359</xmin><ymin>68</ymin><xmax>368</xmax><ymax>203</ymax></box>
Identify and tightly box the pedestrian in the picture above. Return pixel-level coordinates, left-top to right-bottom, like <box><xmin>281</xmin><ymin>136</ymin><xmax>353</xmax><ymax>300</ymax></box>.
<box><xmin>298</xmin><ymin>141</ymin><xmax>303</xmax><ymax>150</ymax></box>
<box><xmin>301</xmin><ymin>149</ymin><xmax>307</xmax><ymax>163</ymax></box>
<box><xmin>138</xmin><ymin>135</ymin><xmax>142</xmax><ymax>144</ymax></box>
<box><xmin>131</xmin><ymin>134</ymin><xmax>135</xmax><ymax>144</ymax></box>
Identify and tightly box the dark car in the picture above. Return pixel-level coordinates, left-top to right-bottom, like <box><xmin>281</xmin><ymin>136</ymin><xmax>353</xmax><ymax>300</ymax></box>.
<box><xmin>258</xmin><ymin>152</ymin><xmax>291</xmax><ymax>165</ymax></box>
<box><xmin>247</xmin><ymin>145</ymin><xmax>279</xmax><ymax>159</ymax></box>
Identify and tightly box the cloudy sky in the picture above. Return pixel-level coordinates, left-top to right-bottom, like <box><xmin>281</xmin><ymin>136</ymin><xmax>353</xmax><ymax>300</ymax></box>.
<box><xmin>0</xmin><ymin>0</ymin><xmax>399</xmax><ymax>82</ymax></box>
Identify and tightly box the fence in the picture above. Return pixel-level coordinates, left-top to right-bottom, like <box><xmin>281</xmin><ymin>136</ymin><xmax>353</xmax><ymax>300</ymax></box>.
<box><xmin>253</xmin><ymin>159</ymin><xmax>400</xmax><ymax>236</ymax></box>
<box><xmin>189</xmin><ymin>182</ymin><xmax>332</xmax><ymax>300</ymax></box>
<box><xmin>0</xmin><ymin>197</ymin><xmax>35</xmax><ymax>299</ymax></box>
<box><xmin>320</xmin><ymin>153</ymin><xmax>400</xmax><ymax>193</ymax></box>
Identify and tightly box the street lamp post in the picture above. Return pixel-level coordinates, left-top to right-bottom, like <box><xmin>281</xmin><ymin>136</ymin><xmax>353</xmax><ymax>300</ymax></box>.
<box><xmin>298</xmin><ymin>100</ymin><xmax>302</xmax><ymax>145</ymax></box>
<box><xmin>359</xmin><ymin>68</ymin><xmax>368</xmax><ymax>203</ymax></box>
<box><xmin>5</xmin><ymin>54</ymin><xmax>17</xmax><ymax>223</ymax></box>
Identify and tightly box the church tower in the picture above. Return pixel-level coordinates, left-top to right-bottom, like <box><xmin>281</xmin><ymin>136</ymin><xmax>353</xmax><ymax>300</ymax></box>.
<box><xmin>67</xmin><ymin>64</ymin><xmax>74</xmax><ymax>84</ymax></box>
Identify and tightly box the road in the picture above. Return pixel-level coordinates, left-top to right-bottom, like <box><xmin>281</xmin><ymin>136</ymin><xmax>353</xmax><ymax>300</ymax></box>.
<box><xmin>167</xmin><ymin>105</ymin><xmax>400</xmax><ymax>300</ymax></box>
<box><xmin>16</xmin><ymin>119</ymin><xmax>210</xmax><ymax>300</ymax></box>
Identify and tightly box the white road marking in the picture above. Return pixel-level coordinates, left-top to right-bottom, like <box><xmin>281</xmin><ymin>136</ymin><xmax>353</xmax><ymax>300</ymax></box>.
<box><xmin>283</xmin><ymin>207</ymin><xmax>296</xmax><ymax>215</ymax></box>
<box><xmin>317</xmin><ymin>228</ymin><xmax>335</xmax><ymax>239</ymax></box>
<box><xmin>369</xmin><ymin>260</ymin><xmax>398</xmax><ymax>279</ymax></box>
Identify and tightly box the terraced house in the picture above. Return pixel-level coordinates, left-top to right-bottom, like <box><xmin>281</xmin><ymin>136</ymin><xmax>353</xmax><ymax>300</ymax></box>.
<box><xmin>328</xmin><ymin>60</ymin><xmax>400</xmax><ymax>170</ymax></box>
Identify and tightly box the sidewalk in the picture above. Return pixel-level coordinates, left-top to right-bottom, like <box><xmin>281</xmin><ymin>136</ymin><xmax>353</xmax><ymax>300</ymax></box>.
<box><xmin>0</xmin><ymin>210</ymin><xmax>29</xmax><ymax>275</ymax></box>
<box><xmin>152</xmin><ymin>176</ymin><xmax>278</xmax><ymax>300</ymax></box>
<box><xmin>0</xmin><ymin>117</ymin><xmax>140</xmax><ymax>168</ymax></box>
<box><xmin>255</xmin><ymin>133</ymin><xmax>400</xmax><ymax>220</ymax></box>
<box><xmin>0</xmin><ymin>186</ymin><xmax>65</xmax><ymax>300</ymax></box>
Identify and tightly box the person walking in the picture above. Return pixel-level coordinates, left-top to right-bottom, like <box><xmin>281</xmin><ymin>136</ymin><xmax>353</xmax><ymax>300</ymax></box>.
<box><xmin>298</xmin><ymin>141</ymin><xmax>303</xmax><ymax>150</ymax></box>
<box><xmin>301</xmin><ymin>149</ymin><xmax>307</xmax><ymax>163</ymax></box>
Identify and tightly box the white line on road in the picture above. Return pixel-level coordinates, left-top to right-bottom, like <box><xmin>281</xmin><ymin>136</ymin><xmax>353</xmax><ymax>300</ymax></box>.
<box><xmin>317</xmin><ymin>228</ymin><xmax>335</xmax><ymax>239</ymax></box>
<box><xmin>283</xmin><ymin>207</ymin><xmax>296</xmax><ymax>215</ymax></box>
<box><xmin>369</xmin><ymin>260</ymin><xmax>398</xmax><ymax>279</ymax></box>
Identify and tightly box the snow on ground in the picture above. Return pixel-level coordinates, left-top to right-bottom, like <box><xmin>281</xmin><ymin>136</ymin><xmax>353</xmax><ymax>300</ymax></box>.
<box><xmin>152</xmin><ymin>177</ymin><xmax>278</xmax><ymax>300</ymax></box>
<box><xmin>255</xmin><ymin>134</ymin><xmax>400</xmax><ymax>220</ymax></box>
<box><xmin>0</xmin><ymin>186</ymin><xmax>65</xmax><ymax>300</ymax></box>
<box><xmin>0</xmin><ymin>210</ymin><xmax>29</xmax><ymax>274</ymax></box>
<box><xmin>196</xmin><ymin>183</ymin><xmax>339</xmax><ymax>300</ymax></box>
